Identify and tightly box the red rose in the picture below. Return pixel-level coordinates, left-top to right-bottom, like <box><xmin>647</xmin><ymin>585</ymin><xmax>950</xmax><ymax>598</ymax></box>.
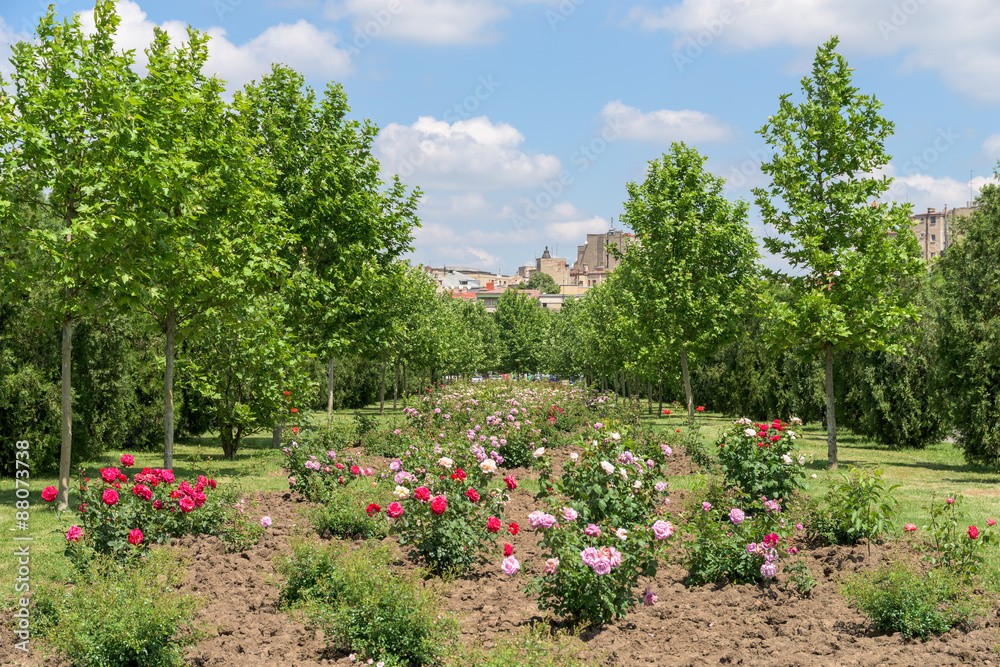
<box><xmin>153</xmin><ymin>500</ymin><xmax>163</xmax><ymax>509</ymax></box>
<box><xmin>414</xmin><ymin>486</ymin><xmax>431</xmax><ymax>502</ymax></box>
<box><xmin>430</xmin><ymin>496</ymin><xmax>447</xmax><ymax>515</ymax></box>
<box><xmin>42</xmin><ymin>486</ymin><xmax>57</xmax><ymax>502</ymax></box>
<box><xmin>120</xmin><ymin>454</ymin><xmax>134</xmax><ymax>467</ymax></box>
<box><xmin>350</xmin><ymin>465</ymin><xmax>361</xmax><ymax>475</ymax></box>
<box><xmin>465</xmin><ymin>488</ymin><xmax>480</xmax><ymax>503</ymax></box>
<box><xmin>969</xmin><ymin>525</ymin><xmax>979</xmax><ymax>539</ymax></box>
<box><xmin>487</xmin><ymin>516</ymin><xmax>501</xmax><ymax>533</ymax></box>
<box><xmin>179</xmin><ymin>497</ymin><xmax>196</xmax><ymax>513</ymax></box>
<box><xmin>291</xmin><ymin>408</ymin><xmax>298</xmax><ymax>413</ymax></box>
<box><xmin>696</xmin><ymin>406</ymin><xmax>705</xmax><ymax>412</ymax></box>
<box><xmin>507</xmin><ymin>522</ymin><xmax>520</xmax><ymax>536</ymax></box>
<box><xmin>102</xmin><ymin>488</ymin><xmax>119</xmax><ymax>506</ymax></box>
<box><xmin>366</xmin><ymin>503</ymin><xmax>381</xmax><ymax>517</ymax></box>
<box><xmin>132</xmin><ymin>484</ymin><xmax>153</xmax><ymax>501</ymax></box>
<box><xmin>503</xmin><ymin>543</ymin><xmax>513</xmax><ymax>557</ymax></box>
<box><xmin>451</xmin><ymin>469</ymin><xmax>467</xmax><ymax>481</ymax></box>
<box><xmin>208</xmin><ymin>479</ymin><xmax>217</xmax><ymax>489</ymax></box>
<box><xmin>127</xmin><ymin>528</ymin><xmax>144</xmax><ymax>546</ymax></box>
<box><xmin>100</xmin><ymin>468</ymin><xmax>120</xmax><ymax>484</ymax></box>
<box><xmin>117</xmin><ymin>473</ymin><xmax>127</xmax><ymax>482</ymax></box>
<box><xmin>504</xmin><ymin>475</ymin><xmax>517</xmax><ymax>491</ymax></box>
<box><xmin>283</xmin><ymin>390</ymin><xmax>291</xmax><ymax>396</ymax></box>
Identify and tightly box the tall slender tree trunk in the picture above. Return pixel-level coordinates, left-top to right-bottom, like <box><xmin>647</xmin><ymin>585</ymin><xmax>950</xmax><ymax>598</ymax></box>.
<box><xmin>379</xmin><ymin>360</ymin><xmax>387</xmax><ymax>415</ymax></box>
<box><xmin>271</xmin><ymin>423</ymin><xmax>283</xmax><ymax>449</ymax></box>
<box><xmin>657</xmin><ymin>376</ymin><xmax>663</xmax><ymax>416</ymax></box>
<box><xmin>647</xmin><ymin>380</ymin><xmax>652</xmax><ymax>414</ymax></box>
<box><xmin>825</xmin><ymin>342</ymin><xmax>838</xmax><ymax>469</ymax></box>
<box><xmin>402</xmin><ymin>363</ymin><xmax>408</xmax><ymax>403</ymax></box>
<box><xmin>164</xmin><ymin>308</ymin><xmax>176</xmax><ymax>469</ymax></box>
<box><xmin>601</xmin><ymin>375</ymin><xmax>607</xmax><ymax>392</ymax></box>
<box><xmin>393</xmin><ymin>358</ymin><xmax>399</xmax><ymax>410</ymax></box>
<box><xmin>58</xmin><ymin>307</ymin><xmax>73</xmax><ymax>511</ymax></box>
<box><xmin>680</xmin><ymin>346</ymin><xmax>694</xmax><ymax>426</ymax></box>
<box><xmin>327</xmin><ymin>358</ymin><xmax>335</xmax><ymax>425</ymax></box>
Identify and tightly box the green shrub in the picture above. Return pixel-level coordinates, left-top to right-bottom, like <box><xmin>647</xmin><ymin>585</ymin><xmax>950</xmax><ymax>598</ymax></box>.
<box><xmin>842</xmin><ymin>561</ymin><xmax>984</xmax><ymax>640</ymax></box>
<box><xmin>309</xmin><ymin>481</ymin><xmax>391</xmax><ymax>540</ymax></box>
<box><xmin>810</xmin><ymin>466</ymin><xmax>898</xmax><ymax>547</ymax></box>
<box><xmin>915</xmin><ymin>494</ymin><xmax>998</xmax><ymax>581</ymax></box>
<box><xmin>32</xmin><ymin>549</ymin><xmax>204</xmax><ymax>666</ymax></box>
<box><xmin>277</xmin><ymin>541</ymin><xmax>457</xmax><ymax>666</ymax></box>
<box><xmin>713</xmin><ymin>418</ymin><xmax>806</xmax><ymax>502</ymax></box>
<box><xmin>446</xmin><ymin>625</ymin><xmax>594</xmax><ymax>667</ymax></box>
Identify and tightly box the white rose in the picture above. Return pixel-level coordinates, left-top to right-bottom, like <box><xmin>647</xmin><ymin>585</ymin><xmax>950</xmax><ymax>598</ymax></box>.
<box><xmin>781</xmin><ymin>454</ymin><xmax>793</xmax><ymax>465</ymax></box>
<box><xmin>744</xmin><ymin>428</ymin><xmax>756</xmax><ymax>437</ymax></box>
<box><xmin>393</xmin><ymin>485</ymin><xmax>409</xmax><ymax>499</ymax></box>
<box><xmin>533</xmin><ymin>447</ymin><xmax>545</xmax><ymax>458</ymax></box>
<box><xmin>610</xmin><ymin>432</ymin><xmax>621</xmax><ymax>441</ymax></box>
<box><xmin>569</xmin><ymin>452</ymin><xmax>578</xmax><ymax>461</ymax></box>
<box><xmin>438</xmin><ymin>457</ymin><xmax>453</xmax><ymax>468</ymax></box>
<box><xmin>600</xmin><ymin>461</ymin><xmax>615</xmax><ymax>474</ymax></box>
<box><xmin>798</xmin><ymin>455</ymin><xmax>806</xmax><ymax>465</ymax></box>
<box><xmin>480</xmin><ymin>459</ymin><xmax>497</xmax><ymax>474</ymax></box>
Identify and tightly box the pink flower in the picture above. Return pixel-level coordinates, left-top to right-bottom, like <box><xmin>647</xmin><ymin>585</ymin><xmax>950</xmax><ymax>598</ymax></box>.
<box><xmin>504</xmin><ymin>475</ymin><xmax>517</xmax><ymax>491</ymax></box>
<box><xmin>66</xmin><ymin>526</ymin><xmax>82</xmax><ymax>542</ymax></box>
<box><xmin>702</xmin><ymin>501</ymin><xmax>712</xmax><ymax>512</ymax></box>
<box><xmin>486</xmin><ymin>516</ymin><xmax>502</xmax><ymax>533</ymax></box>
<box><xmin>127</xmin><ymin>528</ymin><xmax>143</xmax><ymax>545</ymax></box>
<box><xmin>100</xmin><ymin>468</ymin><xmax>120</xmax><ymax>484</ymax></box>
<box><xmin>261</xmin><ymin>516</ymin><xmax>272</xmax><ymax>528</ymax></box>
<box><xmin>728</xmin><ymin>508</ymin><xmax>745</xmax><ymax>526</ymax></box>
<box><xmin>795</xmin><ymin>522</ymin><xmax>804</xmax><ymax>531</ymax></box>
<box><xmin>414</xmin><ymin>486</ymin><xmax>432</xmax><ymax>502</ymax></box>
<box><xmin>562</xmin><ymin>507</ymin><xmax>578</xmax><ymax>521</ymax></box>
<box><xmin>651</xmin><ymin>520</ymin><xmax>673</xmax><ymax>540</ymax></box>
<box><xmin>159</xmin><ymin>469</ymin><xmax>175</xmax><ymax>484</ymax></box>
<box><xmin>132</xmin><ymin>484</ymin><xmax>153</xmax><ymax>501</ymax></box>
<box><xmin>120</xmin><ymin>454</ymin><xmax>134</xmax><ymax>467</ymax></box>
<box><xmin>179</xmin><ymin>496</ymin><xmax>195</xmax><ymax>513</ymax></box>
<box><xmin>584</xmin><ymin>523</ymin><xmax>601</xmax><ymax>537</ymax></box>
<box><xmin>989</xmin><ymin>519</ymin><xmax>997</xmax><ymax>527</ymax></box>
<box><xmin>528</xmin><ymin>511</ymin><xmax>556</xmax><ymax>529</ymax></box>
<box><xmin>544</xmin><ymin>558</ymin><xmax>559</xmax><ymax>574</ymax></box>
<box><xmin>288</xmin><ymin>476</ymin><xmax>296</xmax><ymax>487</ymax></box>
<box><xmin>904</xmin><ymin>523</ymin><xmax>917</xmax><ymax>532</ymax></box>
<box><xmin>102</xmin><ymin>488</ymin><xmax>119</xmax><ymax>506</ymax></box>
<box><xmin>430</xmin><ymin>496</ymin><xmax>447</xmax><ymax>515</ymax></box>
<box><xmin>969</xmin><ymin>525</ymin><xmax>979</xmax><ymax>539</ymax></box>
<box><xmin>387</xmin><ymin>502</ymin><xmax>404</xmax><ymax>518</ymax></box>
<box><xmin>580</xmin><ymin>547</ymin><xmax>601</xmax><ymax>567</ymax></box>
<box><xmin>465</xmin><ymin>488</ymin><xmax>480</xmax><ymax>503</ymax></box>
<box><xmin>946</xmin><ymin>497</ymin><xmax>955</xmax><ymax>504</ymax></box>
<box><xmin>501</xmin><ymin>556</ymin><xmax>520</xmax><ymax>575</ymax></box>
<box><xmin>642</xmin><ymin>586</ymin><xmax>657</xmax><ymax>606</ymax></box>
<box><xmin>761</xmin><ymin>562</ymin><xmax>776</xmax><ymax>578</ymax></box>
<box><xmin>42</xmin><ymin>486</ymin><xmax>57</xmax><ymax>502</ymax></box>
<box><xmin>592</xmin><ymin>559</ymin><xmax>611</xmax><ymax>575</ymax></box>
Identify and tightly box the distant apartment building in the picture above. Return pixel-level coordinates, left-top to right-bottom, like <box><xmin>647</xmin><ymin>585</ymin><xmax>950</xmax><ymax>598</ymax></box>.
<box><xmin>891</xmin><ymin>205</ymin><xmax>976</xmax><ymax>261</ymax></box>
<box><xmin>570</xmin><ymin>229</ymin><xmax>633</xmax><ymax>287</ymax></box>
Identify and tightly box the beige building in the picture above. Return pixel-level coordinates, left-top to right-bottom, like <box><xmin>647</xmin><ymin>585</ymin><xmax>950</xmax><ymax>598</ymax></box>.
<box><xmin>892</xmin><ymin>205</ymin><xmax>976</xmax><ymax>261</ymax></box>
<box><xmin>570</xmin><ymin>230</ymin><xmax>634</xmax><ymax>287</ymax></box>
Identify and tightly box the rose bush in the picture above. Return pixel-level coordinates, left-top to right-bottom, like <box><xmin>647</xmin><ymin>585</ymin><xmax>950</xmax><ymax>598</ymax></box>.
<box><xmin>714</xmin><ymin>418</ymin><xmax>806</xmax><ymax>502</ymax></box>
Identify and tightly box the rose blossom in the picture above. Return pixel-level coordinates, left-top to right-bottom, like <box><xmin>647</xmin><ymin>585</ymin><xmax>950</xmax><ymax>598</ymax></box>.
<box><xmin>430</xmin><ymin>496</ymin><xmax>447</xmax><ymax>515</ymax></box>
<box><xmin>102</xmin><ymin>488</ymin><xmax>119</xmax><ymax>506</ymax></box>
<box><xmin>969</xmin><ymin>525</ymin><xmax>979</xmax><ymax>539</ymax></box>
<box><xmin>702</xmin><ymin>501</ymin><xmax>712</xmax><ymax>512</ymax></box>
<box><xmin>989</xmin><ymin>519</ymin><xmax>997</xmax><ymax>526</ymax></box>
<box><xmin>616</xmin><ymin>527</ymin><xmax>628</xmax><ymax>540</ymax></box>
<box><xmin>507</xmin><ymin>522</ymin><xmax>520</xmax><ymax>535</ymax></box>
<box><xmin>101</xmin><ymin>468</ymin><xmax>120</xmax><ymax>484</ymax></box>
<box><xmin>120</xmin><ymin>454</ymin><xmax>135</xmax><ymax>467</ymax></box>
<box><xmin>387</xmin><ymin>502</ymin><xmax>404</xmax><ymax>518</ymax></box>
<box><xmin>584</xmin><ymin>523</ymin><xmax>601</xmax><ymax>537</ymax></box>
<box><xmin>904</xmin><ymin>523</ymin><xmax>917</xmax><ymax>532</ymax></box>
<box><xmin>600</xmin><ymin>461</ymin><xmax>615</xmax><ymax>474</ymax></box>
<box><xmin>729</xmin><ymin>508</ymin><xmax>745</xmax><ymax>525</ymax></box>
<box><xmin>480</xmin><ymin>459</ymin><xmax>498</xmax><ymax>474</ymax></box>
<box><xmin>465</xmin><ymin>488</ymin><xmax>480</xmax><ymax>503</ymax></box>
<box><xmin>501</xmin><ymin>556</ymin><xmax>520</xmax><ymax>575</ymax></box>
<box><xmin>760</xmin><ymin>562</ymin><xmax>777</xmax><ymax>578</ymax></box>
<box><xmin>393</xmin><ymin>485</ymin><xmax>409</xmax><ymax>499</ymax></box>
<box><xmin>288</xmin><ymin>476</ymin><xmax>296</xmax><ymax>487</ymax></box>
<box><xmin>562</xmin><ymin>507</ymin><xmax>579</xmax><ymax>521</ymax></box>
<box><xmin>503</xmin><ymin>543</ymin><xmax>513</xmax><ymax>557</ymax></box>
<box><xmin>366</xmin><ymin>503</ymin><xmax>381</xmax><ymax>517</ymax></box>
<box><xmin>414</xmin><ymin>486</ymin><xmax>432</xmax><ymax>502</ymax></box>
<box><xmin>179</xmin><ymin>496</ymin><xmax>195</xmax><ymax>512</ymax></box>
<box><xmin>642</xmin><ymin>586</ymin><xmax>657</xmax><ymax>606</ymax></box>
<box><xmin>544</xmin><ymin>558</ymin><xmax>559</xmax><ymax>574</ymax></box>
<box><xmin>533</xmin><ymin>447</ymin><xmax>545</xmax><ymax>458</ymax></box>
<box><xmin>592</xmin><ymin>559</ymin><xmax>612</xmax><ymax>575</ymax></box>
<box><xmin>504</xmin><ymin>475</ymin><xmax>517</xmax><ymax>491</ymax></box>
<box><xmin>437</xmin><ymin>457</ymin><xmax>453</xmax><ymax>468</ymax></box>
<box><xmin>42</xmin><ymin>486</ymin><xmax>57</xmax><ymax>502</ymax></box>
<box><xmin>66</xmin><ymin>525</ymin><xmax>82</xmax><ymax>542</ymax></box>
<box><xmin>486</xmin><ymin>516</ymin><xmax>502</xmax><ymax>533</ymax></box>
<box><xmin>652</xmin><ymin>520</ymin><xmax>673</xmax><ymax>540</ymax></box>
<box><xmin>127</xmin><ymin>528</ymin><xmax>144</xmax><ymax>545</ymax></box>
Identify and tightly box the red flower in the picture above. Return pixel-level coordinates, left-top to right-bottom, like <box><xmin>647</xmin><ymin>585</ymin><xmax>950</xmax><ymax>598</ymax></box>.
<box><xmin>762</xmin><ymin>533</ymin><xmax>779</xmax><ymax>548</ymax></box>
<box><xmin>387</xmin><ymin>502</ymin><xmax>403</xmax><ymax>518</ymax></box>
<box><xmin>487</xmin><ymin>516</ymin><xmax>501</xmax><ymax>533</ymax></box>
<box><xmin>132</xmin><ymin>484</ymin><xmax>153</xmax><ymax>501</ymax></box>
<box><xmin>208</xmin><ymin>479</ymin><xmax>217</xmax><ymax>489</ymax></box>
<box><xmin>120</xmin><ymin>454</ymin><xmax>134</xmax><ymax>467</ymax></box>
<box><xmin>153</xmin><ymin>500</ymin><xmax>163</xmax><ymax>510</ymax></box>
<box><xmin>290</xmin><ymin>408</ymin><xmax>298</xmax><ymax>413</ymax></box>
<box><xmin>503</xmin><ymin>543</ymin><xmax>513</xmax><ymax>557</ymax></box>
<box><xmin>504</xmin><ymin>475</ymin><xmax>517</xmax><ymax>491</ymax></box>
<box><xmin>283</xmin><ymin>391</ymin><xmax>291</xmax><ymax>396</ymax></box>
<box><xmin>42</xmin><ymin>486</ymin><xmax>58</xmax><ymax>502</ymax></box>
<box><xmin>696</xmin><ymin>406</ymin><xmax>705</xmax><ymax>412</ymax></box>
<box><xmin>179</xmin><ymin>496</ymin><xmax>196</xmax><ymax>513</ymax></box>
<box><xmin>969</xmin><ymin>525</ymin><xmax>979</xmax><ymax>539</ymax></box>
<box><xmin>989</xmin><ymin>519</ymin><xmax>997</xmax><ymax>527</ymax></box>
<box><xmin>465</xmin><ymin>488</ymin><xmax>480</xmax><ymax>503</ymax></box>
<box><xmin>507</xmin><ymin>522</ymin><xmax>520</xmax><ymax>536</ymax></box>
<box><xmin>663</xmin><ymin>409</ymin><xmax>670</xmax><ymax>415</ymax></box>
<box><xmin>350</xmin><ymin>465</ymin><xmax>361</xmax><ymax>475</ymax></box>
<box><xmin>450</xmin><ymin>469</ymin><xmax>467</xmax><ymax>481</ymax></box>
<box><xmin>366</xmin><ymin>503</ymin><xmax>381</xmax><ymax>517</ymax></box>
<box><xmin>102</xmin><ymin>488</ymin><xmax>119</xmax><ymax>506</ymax></box>
<box><xmin>430</xmin><ymin>496</ymin><xmax>447</xmax><ymax>515</ymax></box>
<box><xmin>414</xmin><ymin>486</ymin><xmax>431</xmax><ymax>502</ymax></box>
<box><xmin>127</xmin><ymin>529</ymin><xmax>144</xmax><ymax>546</ymax></box>
<box><xmin>100</xmin><ymin>468</ymin><xmax>120</xmax><ymax>484</ymax></box>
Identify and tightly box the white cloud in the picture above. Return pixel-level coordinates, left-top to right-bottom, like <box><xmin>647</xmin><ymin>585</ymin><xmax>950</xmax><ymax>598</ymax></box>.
<box><xmin>0</xmin><ymin>16</ymin><xmax>30</xmax><ymax>79</ymax></box>
<box><xmin>600</xmin><ymin>100</ymin><xmax>736</xmax><ymax>143</ymax></box>
<box><xmin>627</xmin><ymin>0</ymin><xmax>1000</xmax><ymax>103</ymax></box>
<box><xmin>883</xmin><ymin>168</ymin><xmax>999</xmax><ymax>211</ymax></box>
<box><xmin>983</xmin><ymin>133</ymin><xmax>1000</xmax><ymax>158</ymax></box>
<box><xmin>74</xmin><ymin>1</ymin><xmax>350</xmax><ymax>88</ymax></box>
<box><xmin>324</xmin><ymin>0</ymin><xmax>510</xmax><ymax>44</ymax></box>
<box><xmin>544</xmin><ymin>216</ymin><xmax>612</xmax><ymax>242</ymax></box>
<box><xmin>376</xmin><ymin>115</ymin><xmax>562</xmax><ymax>190</ymax></box>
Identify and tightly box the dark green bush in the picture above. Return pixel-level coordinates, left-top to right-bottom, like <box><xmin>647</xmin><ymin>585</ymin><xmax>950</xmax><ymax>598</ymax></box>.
<box><xmin>810</xmin><ymin>467</ymin><xmax>898</xmax><ymax>546</ymax></box>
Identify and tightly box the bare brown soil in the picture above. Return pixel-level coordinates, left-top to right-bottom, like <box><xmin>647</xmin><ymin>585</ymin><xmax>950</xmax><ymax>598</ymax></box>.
<box><xmin>4</xmin><ymin>447</ymin><xmax>1000</xmax><ymax>666</ymax></box>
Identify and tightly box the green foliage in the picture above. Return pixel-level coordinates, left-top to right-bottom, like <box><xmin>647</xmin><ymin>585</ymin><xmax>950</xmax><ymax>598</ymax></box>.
<box><xmin>753</xmin><ymin>36</ymin><xmax>926</xmax><ymax>466</ymax></box>
<box><xmin>782</xmin><ymin>558</ymin><xmax>818</xmax><ymax>597</ymax></box>
<box><xmin>219</xmin><ymin>493</ymin><xmax>268</xmax><ymax>553</ymax></box>
<box><xmin>809</xmin><ymin>467</ymin><xmax>899</xmax><ymax>546</ymax></box>
<box><xmin>713</xmin><ymin>418</ymin><xmax>806</xmax><ymax>502</ymax></box>
<box><xmin>308</xmin><ymin>481</ymin><xmax>391</xmax><ymax>540</ymax></box>
<box><xmin>523</xmin><ymin>271</ymin><xmax>560</xmax><ymax>294</ymax></box>
<box><xmin>842</xmin><ymin>562</ymin><xmax>984</xmax><ymax>640</ymax></box>
<box><xmin>32</xmin><ymin>549</ymin><xmax>204</xmax><ymax>666</ymax></box>
<box><xmin>683</xmin><ymin>494</ymin><xmax>791</xmax><ymax>586</ymax></box>
<box><xmin>915</xmin><ymin>494</ymin><xmax>998</xmax><ymax>580</ymax></box>
<box><xmin>277</xmin><ymin>541</ymin><xmax>457</xmax><ymax>666</ymax></box>
<box><xmin>935</xmin><ymin>177</ymin><xmax>1000</xmax><ymax>466</ymax></box>
<box><xmin>494</xmin><ymin>289</ymin><xmax>547</xmax><ymax>374</ymax></box>
<box><xmin>446</xmin><ymin>624</ymin><xmax>594</xmax><ymax>667</ymax></box>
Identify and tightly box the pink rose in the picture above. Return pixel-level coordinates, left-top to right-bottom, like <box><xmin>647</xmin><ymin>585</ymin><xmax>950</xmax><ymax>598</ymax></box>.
<box><xmin>562</xmin><ymin>507</ymin><xmax>578</xmax><ymax>521</ymax></box>
<box><xmin>430</xmin><ymin>495</ymin><xmax>447</xmax><ymax>515</ymax></box>
<box><xmin>179</xmin><ymin>496</ymin><xmax>195</xmax><ymax>513</ymax></box>
<box><xmin>102</xmin><ymin>488</ymin><xmax>119</xmax><ymax>506</ymax></box>
<box><xmin>501</xmin><ymin>556</ymin><xmax>520</xmax><ymax>575</ymax></box>
<box><xmin>584</xmin><ymin>523</ymin><xmax>601</xmax><ymax>537</ymax></box>
<box><xmin>42</xmin><ymin>486</ymin><xmax>57</xmax><ymax>502</ymax></box>
<box><xmin>100</xmin><ymin>468</ymin><xmax>120</xmax><ymax>484</ymax></box>
<box><xmin>486</xmin><ymin>516</ymin><xmax>501</xmax><ymax>533</ymax></box>
<box><xmin>544</xmin><ymin>558</ymin><xmax>559</xmax><ymax>574</ymax></box>
<box><xmin>651</xmin><ymin>520</ymin><xmax>673</xmax><ymax>540</ymax></box>
<box><xmin>642</xmin><ymin>586</ymin><xmax>657</xmax><ymax>606</ymax></box>
<box><xmin>120</xmin><ymin>454</ymin><xmax>134</xmax><ymax>467</ymax></box>
<box><xmin>414</xmin><ymin>486</ymin><xmax>431</xmax><ymax>502</ymax></box>
<box><xmin>127</xmin><ymin>528</ymin><xmax>144</xmax><ymax>546</ymax></box>
<box><xmin>66</xmin><ymin>525</ymin><xmax>82</xmax><ymax>542</ymax></box>
<box><xmin>387</xmin><ymin>502</ymin><xmax>404</xmax><ymax>518</ymax></box>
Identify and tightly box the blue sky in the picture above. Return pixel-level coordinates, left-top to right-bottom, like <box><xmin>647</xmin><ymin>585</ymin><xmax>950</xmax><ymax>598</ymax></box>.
<box><xmin>3</xmin><ymin>0</ymin><xmax>999</xmax><ymax>274</ymax></box>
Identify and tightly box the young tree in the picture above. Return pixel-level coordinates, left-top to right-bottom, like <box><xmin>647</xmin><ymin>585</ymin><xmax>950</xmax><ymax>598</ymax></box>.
<box><xmin>620</xmin><ymin>142</ymin><xmax>759</xmax><ymax>424</ymax></box>
<box><xmin>494</xmin><ymin>289</ymin><xmax>547</xmax><ymax>375</ymax></box>
<box><xmin>522</xmin><ymin>271</ymin><xmax>560</xmax><ymax>294</ymax></box>
<box><xmin>753</xmin><ymin>37</ymin><xmax>924</xmax><ymax>468</ymax></box>
<box><xmin>0</xmin><ymin>2</ymin><xmax>138</xmax><ymax>507</ymax></box>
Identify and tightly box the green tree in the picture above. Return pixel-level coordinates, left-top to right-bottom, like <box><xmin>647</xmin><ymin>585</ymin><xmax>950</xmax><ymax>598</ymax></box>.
<box><xmin>523</xmin><ymin>271</ymin><xmax>560</xmax><ymax>294</ymax></box>
<box><xmin>620</xmin><ymin>142</ymin><xmax>759</xmax><ymax>424</ymax></box>
<box><xmin>494</xmin><ymin>289</ymin><xmax>546</xmax><ymax>375</ymax></box>
<box><xmin>0</xmin><ymin>2</ymin><xmax>137</xmax><ymax>506</ymax></box>
<box><xmin>935</xmin><ymin>175</ymin><xmax>1000</xmax><ymax>466</ymax></box>
<box><xmin>753</xmin><ymin>37</ymin><xmax>925</xmax><ymax>468</ymax></box>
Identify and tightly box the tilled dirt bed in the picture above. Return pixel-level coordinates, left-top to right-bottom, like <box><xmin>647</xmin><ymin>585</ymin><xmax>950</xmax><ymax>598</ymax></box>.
<box><xmin>4</xmin><ymin>449</ymin><xmax>1000</xmax><ymax>666</ymax></box>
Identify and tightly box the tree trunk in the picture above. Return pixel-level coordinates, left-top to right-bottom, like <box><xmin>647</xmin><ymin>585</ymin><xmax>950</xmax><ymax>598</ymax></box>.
<box><xmin>601</xmin><ymin>375</ymin><xmax>607</xmax><ymax>392</ymax></box>
<box><xmin>658</xmin><ymin>377</ymin><xmax>663</xmax><ymax>416</ymax></box>
<box><xmin>393</xmin><ymin>358</ymin><xmax>399</xmax><ymax>410</ymax></box>
<box><xmin>403</xmin><ymin>363</ymin><xmax>408</xmax><ymax>403</ymax></box>
<box><xmin>825</xmin><ymin>342</ymin><xmax>838</xmax><ymax>469</ymax></box>
<box><xmin>647</xmin><ymin>380</ymin><xmax>652</xmax><ymax>414</ymax></box>
<box><xmin>379</xmin><ymin>360</ymin><xmax>386</xmax><ymax>415</ymax></box>
<box><xmin>220</xmin><ymin>424</ymin><xmax>237</xmax><ymax>460</ymax></box>
<box><xmin>164</xmin><ymin>308</ymin><xmax>176</xmax><ymax>470</ymax></box>
<box><xmin>271</xmin><ymin>423</ymin><xmax>283</xmax><ymax>449</ymax></box>
<box><xmin>680</xmin><ymin>346</ymin><xmax>694</xmax><ymax>426</ymax></box>
<box><xmin>57</xmin><ymin>309</ymin><xmax>73</xmax><ymax>511</ymax></box>
<box><xmin>327</xmin><ymin>357</ymin><xmax>335</xmax><ymax>425</ymax></box>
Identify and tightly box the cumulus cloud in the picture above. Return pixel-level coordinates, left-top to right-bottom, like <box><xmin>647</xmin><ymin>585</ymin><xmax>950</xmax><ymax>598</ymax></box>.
<box><xmin>983</xmin><ymin>133</ymin><xmax>1000</xmax><ymax>158</ymax></box>
<box><xmin>545</xmin><ymin>216</ymin><xmax>613</xmax><ymax>242</ymax></box>
<box><xmin>884</xmin><ymin>171</ymin><xmax>998</xmax><ymax>211</ymax></box>
<box><xmin>0</xmin><ymin>16</ymin><xmax>30</xmax><ymax>79</ymax></box>
<box><xmin>73</xmin><ymin>1</ymin><xmax>350</xmax><ymax>88</ymax></box>
<box><xmin>376</xmin><ymin>115</ymin><xmax>562</xmax><ymax>190</ymax></box>
<box><xmin>600</xmin><ymin>100</ymin><xmax>736</xmax><ymax>143</ymax></box>
<box><xmin>626</xmin><ymin>0</ymin><xmax>1000</xmax><ymax>103</ymax></box>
